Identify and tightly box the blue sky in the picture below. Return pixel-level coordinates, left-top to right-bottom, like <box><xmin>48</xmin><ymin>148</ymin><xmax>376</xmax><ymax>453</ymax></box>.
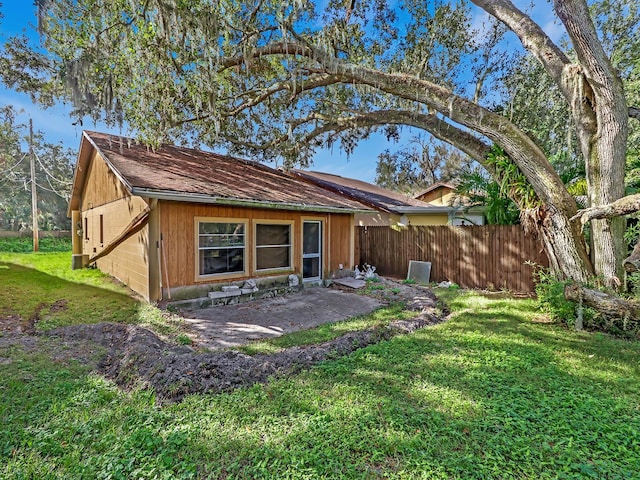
<box><xmin>0</xmin><ymin>2</ymin><xmax>383</xmax><ymax>182</ymax></box>
<box><xmin>0</xmin><ymin>4</ymin><xmax>86</xmax><ymax>147</ymax></box>
<box><xmin>0</xmin><ymin>1</ymin><xmax>565</xmax><ymax>183</ymax></box>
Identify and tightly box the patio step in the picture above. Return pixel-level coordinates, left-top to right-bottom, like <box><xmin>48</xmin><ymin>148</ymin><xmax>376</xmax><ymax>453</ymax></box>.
<box><xmin>166</xmin><ymin>284</ymin><xmax>303</xmax><ymax>311</ymax></box>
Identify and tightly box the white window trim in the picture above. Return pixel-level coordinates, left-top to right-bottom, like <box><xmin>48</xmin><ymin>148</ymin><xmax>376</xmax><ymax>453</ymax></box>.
<box><xmin>194</xmin><ymin>217</ymin><xmax>248</xmax><ymax>281</ymax></box>
<box><xmin>253</xmin><ymin>219</ymin><xmax>294</xmax><ymax>273</ymax></box>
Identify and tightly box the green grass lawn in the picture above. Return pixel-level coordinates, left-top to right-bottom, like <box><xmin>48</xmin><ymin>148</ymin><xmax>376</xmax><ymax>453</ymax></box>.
<box><xmin>1</xmin><ymin>250</ymin><xmax>639</xmax><ymax>479</ymax></box>
<box><xmin>0</xmin><ymin>245</ymin><xmax>189</xmax><ymax>338</ymax></box>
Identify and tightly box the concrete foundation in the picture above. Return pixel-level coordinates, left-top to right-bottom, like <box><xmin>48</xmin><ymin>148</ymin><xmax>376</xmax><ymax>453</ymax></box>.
<box><xmin>71</xmin><ymin>254</ymin><xmax>89</xmax><ymax>270</ymax></box>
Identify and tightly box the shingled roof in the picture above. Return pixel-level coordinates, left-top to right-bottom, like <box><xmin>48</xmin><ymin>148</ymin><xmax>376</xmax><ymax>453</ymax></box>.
<box><xmin>69</xmin><ymin>131</ymin><xmax>373</xmax><ymax>213</ymax></box>
<box><xmin>291</xmin><ymin>170</ymin><xmax>454</xmax><ymax>214</ymax></box>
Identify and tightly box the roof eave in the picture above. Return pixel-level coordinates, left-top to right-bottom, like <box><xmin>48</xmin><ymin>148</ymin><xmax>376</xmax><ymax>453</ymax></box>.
<box><xmin>392</xmin><ymin>206</ymin><xmax>455</xmax><ymax>214</ymax></box>
<box><xmin>293</xmin><ymin>170</ymin><xmax>437</xmax><ymax>213</ymax></box>
<box><xmin>67</xmin><ymin>132</ymin><xmax>135</xmax><ymax>217</ymax></box>
<box><xmin>131</xmin><ymin>188</ymin><xmax>374</xmax><ymax>214</ymax></box>
<box><xmin>67</xmin><ymin>133</ymin><xmax>92</xmax><ymax>217</ymax></box>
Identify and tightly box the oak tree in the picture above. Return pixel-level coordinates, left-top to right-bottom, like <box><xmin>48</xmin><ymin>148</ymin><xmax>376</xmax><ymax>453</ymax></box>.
<box><xmin>2</xmin><ymin>0</ymin><xmax>638</xmax><ymax>288</ymax></box>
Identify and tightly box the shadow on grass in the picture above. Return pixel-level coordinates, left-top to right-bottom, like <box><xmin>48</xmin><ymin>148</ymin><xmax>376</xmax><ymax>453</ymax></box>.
<box><xmin>3</xmin><ymin>282</ymin><xmax>640</xmax><ymax>479</ymax></box>
<box><xmin>108</xmin><ymin>301</ymin><xmax>637</xmax><ymax>479</ymax></box>
<box><xmin>186</xmin><ymin>303</ymin><xmax>640</xmax><ymax>478</ymax></box>
<box><xmin>0</xmin><ymin>260</ymin><xmax>139</xmax><ymax>330</ymax></box>
<box><xmin>292</xmin><ymin>313</ymin><xmax>640</xmax><ymax>477</ymax></box>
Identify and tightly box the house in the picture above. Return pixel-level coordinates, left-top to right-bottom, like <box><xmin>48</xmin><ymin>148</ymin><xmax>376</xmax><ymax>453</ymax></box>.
<box><xmin>414</xmin><ymin>182</ymin><xmax>457</xmax><ymax>205</ymax></box>
<box><xmin>68</xmin><ymin>131</ymin><xmax>373</xmax><ymax>302</ymax></box>
<box><xmin>414</xmin><ymin>182</ymin><xmax>486</xmax><ymax>226</ymax></box>
<box><xmin>291</xmin><ymin>170</ymin><xmax>484</xmax><ymax>227</ymax></box>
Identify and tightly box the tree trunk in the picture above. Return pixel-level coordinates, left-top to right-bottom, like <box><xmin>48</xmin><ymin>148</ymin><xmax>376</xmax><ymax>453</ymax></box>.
<box><xmin>565</xmin><ymin>283</ymin><xmax>640</xmax><ymax>321</ymax></box>
<box><xmin>532</xmin><ymin>205</ymin><xmax>593</xmax><ymax>282</ymax></box>
<box><xmin>555</xmin><ymin>0</ymin><xmax>629</xmax><ymax>288</ymax></box>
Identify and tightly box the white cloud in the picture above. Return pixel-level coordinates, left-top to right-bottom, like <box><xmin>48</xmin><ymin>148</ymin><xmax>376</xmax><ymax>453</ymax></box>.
<box><xmin>469</xmin><ymin>9</ymin><xmax>495</xmax><ymax>42</ymax></box>
<box><xmin>0</xmin><ymin>90</ymin><xmax>78</xmax><ymax>142</ymax></box>
<box><xmin>541</xmin><ymin>18</ymin><xmax>567</xmax><ymax>45</ymax></box>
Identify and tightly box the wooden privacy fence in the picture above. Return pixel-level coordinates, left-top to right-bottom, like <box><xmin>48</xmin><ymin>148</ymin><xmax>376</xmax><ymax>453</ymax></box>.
<box><xmin>356</xmin><ymin>225</ymin><xmax>549</xmax><ymax>293</ymax></box>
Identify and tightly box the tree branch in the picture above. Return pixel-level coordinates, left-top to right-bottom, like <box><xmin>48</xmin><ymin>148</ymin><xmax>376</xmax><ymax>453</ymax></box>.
<box><xmin>630</xmin><ymin>106</ymin><xmax>640</xmax><ymax>121</ymax></box>
<box><xmin>218</xmin><ymin>41</ymin><xmax>315</xmax><ymax>71</ymax></box>
<box><xmin>565</xmin><ymin>283</ymin><xmax>640</xmax><ymax>321</ymax></box>
<box><xmin>470</xmin><ymin>0</ymin><xmax>570</xmax><ymax>85</ymax></box>
<box><xmin>295</xmin><ymin>109</ymin><xmax>492</xmax><ymax>164</ymax></box>
<box><xmin>227</xmin><ymin>74</ymin><xmax>340</xmax><ymax>116</ymax></box>
<box><xmin>571</xmin><ymin>193</ymin><xmax>640</xmax><ymax>226</ymax></box>
<box><xmin>214</xmin><ymin>37</ymin><xmax>576</xmax><ymax>215</ymax></box>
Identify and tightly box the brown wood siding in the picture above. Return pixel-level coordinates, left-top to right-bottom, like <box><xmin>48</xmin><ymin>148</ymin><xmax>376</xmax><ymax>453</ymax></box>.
<box><xmin>357</xmin><ymin>225</ymin><xmax>548</xmax><ymax>293</ymax></box>
<box><xmin>159</xmin><ymin>201</ymin><xmax>353</xmax><ymax>288</ymax></box>
<box><xmin>327</xmin><ymin>213</ymin><xmax>354</xmax><ymax>271</ymax></box>
<box><xmin>83</xmin><ymin>196</ymin><xmax>152</xmax><ymax>300</ymax></box>
<box><xmin>78</xmin><ymin>149</ymin><xmax>154</xmax><ymax>300</ymax></box>
<box><xmin>80</xmin><ymin>150</ymin><xmax>129</xmax><ymax>210</ymax></box>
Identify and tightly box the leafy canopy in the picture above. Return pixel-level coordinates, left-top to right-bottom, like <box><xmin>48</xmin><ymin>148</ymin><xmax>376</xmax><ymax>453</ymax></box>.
<box><xmin>1</xmin><ymin>0</ymin><xmax>517</xmax><ymax>167</ymax></box>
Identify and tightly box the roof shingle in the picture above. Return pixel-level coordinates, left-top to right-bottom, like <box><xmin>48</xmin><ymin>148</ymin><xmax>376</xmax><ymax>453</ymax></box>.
<box><xmin>74</xmin><ymin>131</ymin><xmax>372</xmax><ymax>212</ymax></box>
<box><xmin>291</xmin><ymin>170</ymin><xmax>440</xmax><ymax>214</ymax></box>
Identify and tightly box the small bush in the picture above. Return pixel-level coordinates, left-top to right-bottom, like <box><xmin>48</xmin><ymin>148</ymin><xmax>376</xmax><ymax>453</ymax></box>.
<box><xmin>627</xmin><ymin>272</ymin><xmax>640</xmax><ymax>300</ymax></box>
<box><xmin>535</xmin><ymin>269</ymin><xmax>636</xmax><ymax>335</ymax></box>
<box><xmin>536</xmin><ymin>269</ymin><xmax>608</xmax><ymax>331</ymax></box>
<box><xmin>535</xmin><ymin>269</ymin><xmax>583</xmax><ymax>328</ymax></box>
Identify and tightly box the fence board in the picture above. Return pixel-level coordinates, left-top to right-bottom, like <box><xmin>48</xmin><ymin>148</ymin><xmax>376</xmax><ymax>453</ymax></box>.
<box><xmin>357</xmin><ymin>225</ymin><xmax>548</xmax><ymax>293</ymax></box>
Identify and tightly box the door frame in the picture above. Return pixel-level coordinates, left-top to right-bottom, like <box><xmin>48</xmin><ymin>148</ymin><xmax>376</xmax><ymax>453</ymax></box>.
<box><xmin>302</xmin><ymin>219</ymin><xmax>323</xmax><ymax>282</ymax></box>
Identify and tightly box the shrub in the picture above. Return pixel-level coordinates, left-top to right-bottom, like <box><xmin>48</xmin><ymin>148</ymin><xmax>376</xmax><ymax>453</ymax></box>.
<box><xmin>534</xmin><ymin>269</ymin><xmax>599</xmax><ymax>329</ymax></box>
<box><xmin>628</xmin><ymin>272</ymin><xmax>640</xmax><ymax>300</ymax></box>
<box><xmin>535</xmin><ymin>270</ymin><xmax>575</xmax><ymax>323</ymax></box>
<box><xmin>534</xmin><ymin>269</ymin><xmax>640</xmax><ymax>337</ymax></box>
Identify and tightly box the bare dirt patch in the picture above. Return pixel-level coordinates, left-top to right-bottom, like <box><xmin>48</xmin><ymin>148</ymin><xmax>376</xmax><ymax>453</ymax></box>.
<box><xmin>2</xmin><ymin>282</ymin><xmax>445</xmax><ymax>401</ymax></box>
<box><xmin>0</xmin><ymin>299</ymin><xmax>69</xmax><ymax>336</ymax></box>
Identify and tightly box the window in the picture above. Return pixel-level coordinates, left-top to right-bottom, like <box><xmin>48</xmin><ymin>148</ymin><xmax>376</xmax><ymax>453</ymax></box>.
<box><xmin>256</xmin><ymin>223</ymin><xmax>292</xmax><ymax>271</ymax></box>
<box><xmin>99</xmin><ymin>215</ymin><xmax>104</xmax><ymax>245</ymax></box>
<box><xmin>198</xmin><ymin>221</ymin><xmax>245</xmax><ymax>276</ymax></box>
<box><xmin>84</xmin><ymin>217</ymin><xmax>89</xmax><ymax>240</ymax></box>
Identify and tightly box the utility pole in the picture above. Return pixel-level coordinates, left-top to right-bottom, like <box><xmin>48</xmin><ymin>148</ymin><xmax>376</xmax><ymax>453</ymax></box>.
<box><xmin>29</xmin><ymin>118</ymin><xmax>39</xmax><ymax>252</ymax></box>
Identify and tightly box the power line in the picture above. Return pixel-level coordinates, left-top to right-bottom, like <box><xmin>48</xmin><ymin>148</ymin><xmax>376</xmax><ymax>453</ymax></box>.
<box><xmin>0</xmin><ymin>152</ymin><xmax>28</xmax><ymax>176</ymax></box>
<box><xmin>33</xmin><ymin>149</ymin><xmax>72</xmax><ymax>186</ymax></box>
<box><xmin>34</xmin><ymin>180</ymin><xmax>70</xmax><ymax>199</ymax></box>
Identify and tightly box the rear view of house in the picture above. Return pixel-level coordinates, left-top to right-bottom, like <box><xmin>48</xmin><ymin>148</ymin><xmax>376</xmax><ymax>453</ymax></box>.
<box><xmin>68</xmin><ymin>131</ymin><xmax>372</xmax><ymax>302</ymax></box>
